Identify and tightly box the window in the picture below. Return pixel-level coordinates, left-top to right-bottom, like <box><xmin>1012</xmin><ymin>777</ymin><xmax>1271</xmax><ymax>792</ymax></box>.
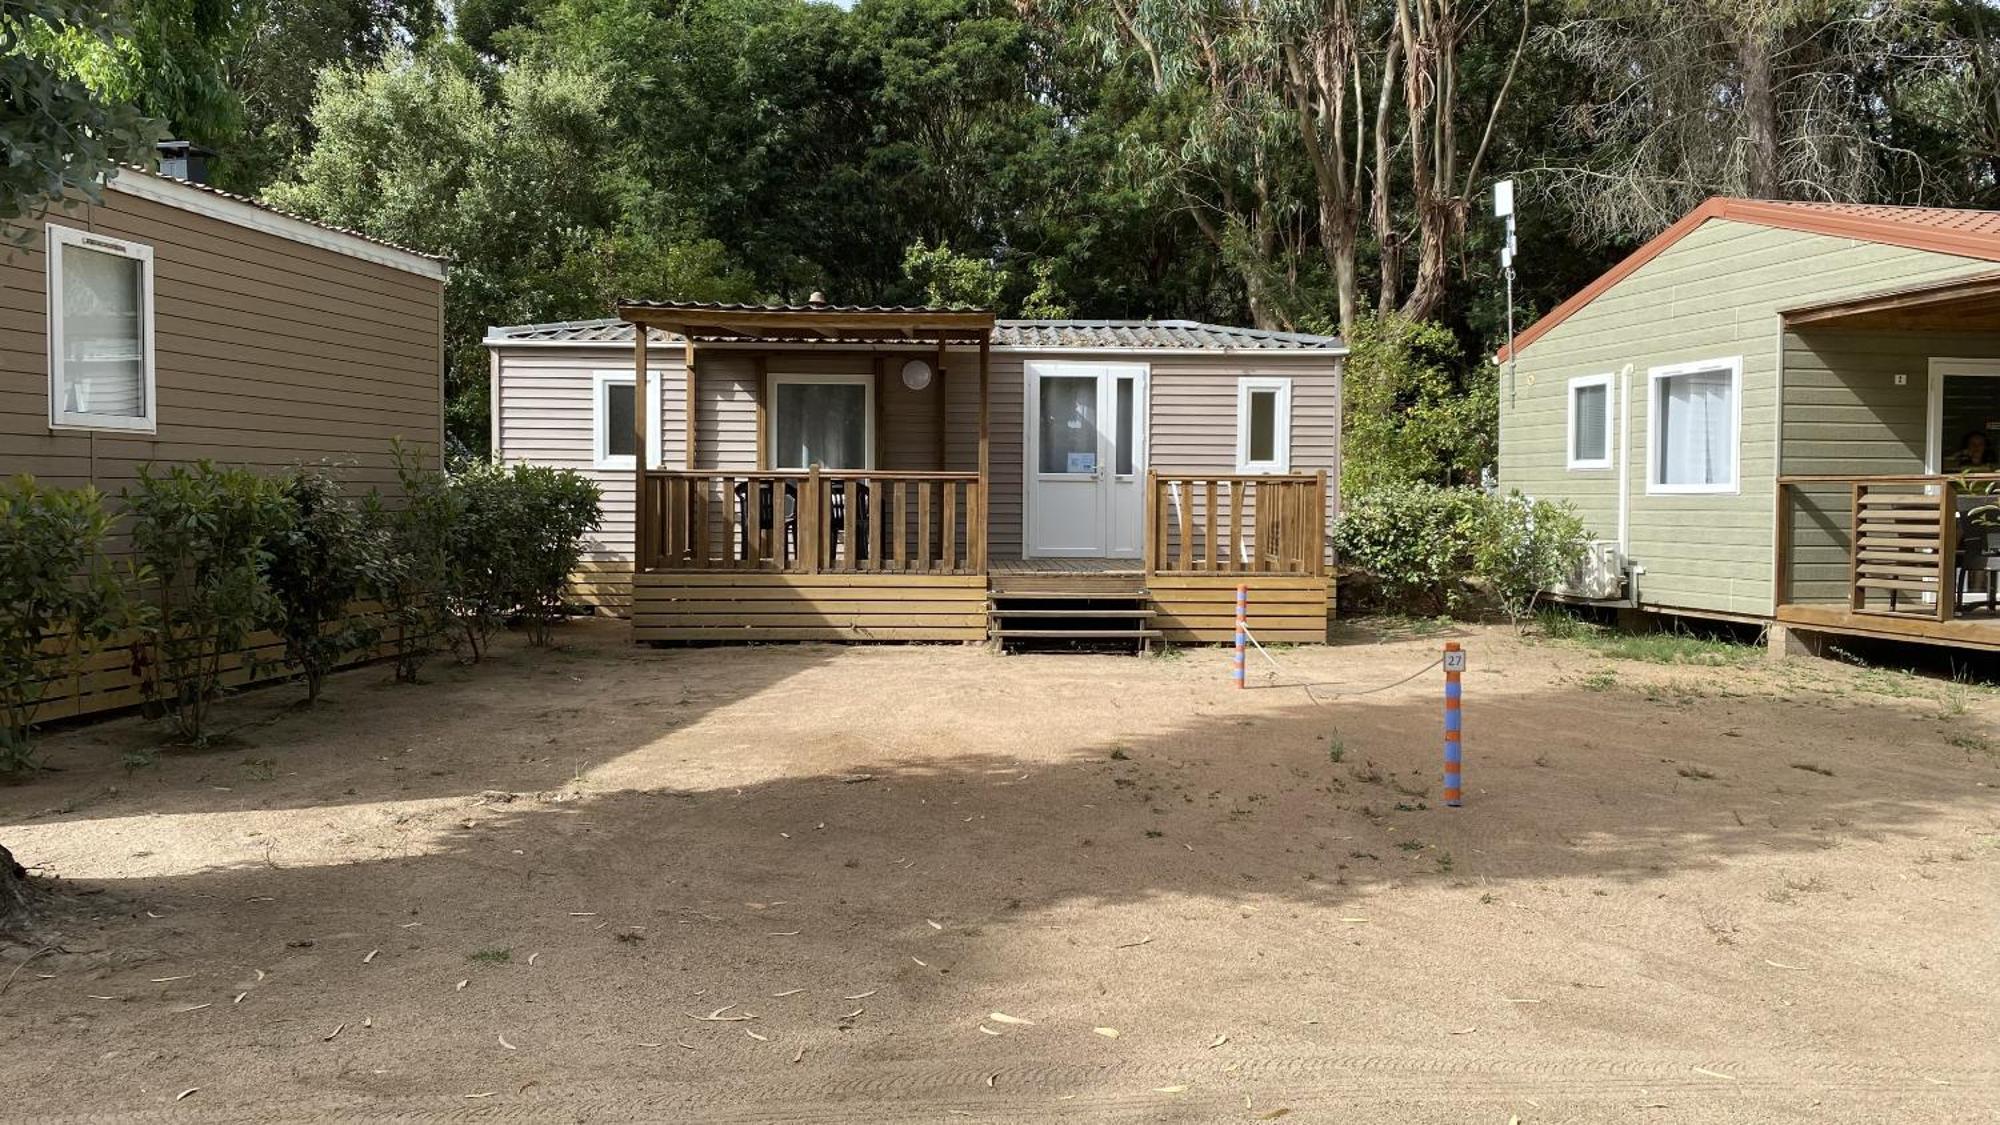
<box><xmin>770</xmin><ymin>374</ymin><xmax>872</xmax><ymax>470</ymax></box>
<box><xmin>48</xmin><ymin>225</ymin><xmax>154</xmax><ymax>432</ymax></box>
<box><xmin>1236</xmin><ymin>377</ymin><xmax>1292</xmax><ymax>473</ymax></box>
<box><xmin>1038</xmin><ymin>375</ymin><xmax>1098</xmax><ymax>474</ymax></box>
<box><xmin>1114</xmin><ymin>376</ymin><xmax>1135</xmax><ymax>476</ymax></box>
<box><xmin>1566</xmin><ymin>374</ymin><xmax>1613</xmax><ymax>470</ymax></box>
<box><xmin>593</xmin><ymin>373</ymin><xmax>635</xmax><ymax>468</ymax></box>
<box><xmin>1647</xmin><ymin>357</ymin><xmax>1741</xmax><ymax>494</ymax></box>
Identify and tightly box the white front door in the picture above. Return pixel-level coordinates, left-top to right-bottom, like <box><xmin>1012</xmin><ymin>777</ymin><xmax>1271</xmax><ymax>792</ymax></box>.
<box><xmin>1026</xmin><ymin>363</ymin><xmax>1147</xmax><ymax>558</ymax></box>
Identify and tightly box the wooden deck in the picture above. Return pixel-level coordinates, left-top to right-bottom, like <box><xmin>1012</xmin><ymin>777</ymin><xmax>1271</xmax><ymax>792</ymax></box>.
<box><xmin>1775</xmin><ymin>603</ymin><xmax>2000</xmax><ymax>652</ymax></box>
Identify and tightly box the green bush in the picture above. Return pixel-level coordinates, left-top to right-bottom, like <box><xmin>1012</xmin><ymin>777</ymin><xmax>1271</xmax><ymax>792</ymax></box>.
<box><xmin>1334</xmin><ymin>485</ymin><xmax>1584</xmax><ymax>623</ymax></box>
<box><xmin>504</xmin><ymin>465</ymin><xmax>603</xmax><ymax>647</ymax></box>
<box><xmin>447</xmin><ymin>462</ymin><xmax>602</xmax><ymax>656</ymax></box>
<box><xmin>126</xmin><ymin>462</ymin><xmax>291</xmax><ymax>745</ymax></box>
<box><xmin>1474</xmin><ymin>492</ymin><xmax>1587</xmax><ymax>629</ymax></box>
<box><xmin>0</xmin><ymin>477</ymin><xmax>136</xmax><ymax>773</ymax></box>
<box><xmin>267</xmin><ymin>465</ymin><xmax>389</xmax><ymax>704</ymax></box>
<box><xmin>368</xmin><ymin>443</ymin><xmax>459</xmax><ymax>684</ymax></box>
<box><xmin>1333</xmin><ymin>484</ymin><xmax>1488</xmax><ymax>614</ymax></box>
<box><xmin>1341</xmin><ymin>314</ymin><xmax>1497</xmax><ymax>494</ymax></box>
<box><xmin>446</xmin><ymin>461</ymin><xmax>525</xmax><ymax>661</ymax></box>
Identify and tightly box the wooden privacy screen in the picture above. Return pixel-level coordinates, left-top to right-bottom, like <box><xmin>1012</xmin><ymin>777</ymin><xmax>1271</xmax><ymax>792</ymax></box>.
<box><xmin>640</xmin><ymin>469</ymin><xmax>984</xmax><ymax>576</ymax></box>
<box><xmin>1848</xmin><ymin>479</ymin><xmax>1955</xmax><ymax>620</ymax></box>
<box><xmin>1144</xmin><ymin>471</ymin><xmax>1327</xmax><ymax>577</ymax></box>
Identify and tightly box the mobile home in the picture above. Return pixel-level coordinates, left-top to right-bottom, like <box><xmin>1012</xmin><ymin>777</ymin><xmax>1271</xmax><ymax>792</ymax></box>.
<box><xmin>487</xmin><ymin>304</ymin><xmax>1344</xmax><ymax>645</ymax></box>
<box><xmin>2</xmin><ymin>165</ymin><xmax>447</xmax><ymax>715</ymax></box>
<box><xmin>1498</xmin><ymin>198</ymin><xmax>2000</xmax><ymax>653</ymax></box>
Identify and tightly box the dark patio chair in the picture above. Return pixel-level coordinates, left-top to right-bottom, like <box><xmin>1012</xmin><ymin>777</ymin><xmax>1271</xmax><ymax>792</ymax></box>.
<box><xmin>1956</xmin><ymin>494</ymin><xmax>2000</xmax><ymax>615</ymax></box>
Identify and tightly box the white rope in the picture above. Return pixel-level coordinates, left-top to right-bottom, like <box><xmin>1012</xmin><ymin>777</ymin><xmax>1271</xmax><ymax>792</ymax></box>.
<box><xmin>1239</xmin><ymin>622</ymin><xmax>1444</xmax><ymax>705</ymax></box>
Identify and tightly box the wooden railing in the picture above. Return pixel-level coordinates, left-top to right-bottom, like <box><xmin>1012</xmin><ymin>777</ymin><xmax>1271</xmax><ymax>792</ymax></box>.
<box><xmin>1144</xmin><ymin>471</ymin><xmax>1328</xmax><ymax>577</ymax></box>
<box><xmin>1775</xmin><ymin>473</ymin><xmax>2000</xmax><ymax>622</ymax></box>
<box><xmin>639</xmin><ymin>469</ymin><xmax>983</xmax><ymax>574</ymax></box>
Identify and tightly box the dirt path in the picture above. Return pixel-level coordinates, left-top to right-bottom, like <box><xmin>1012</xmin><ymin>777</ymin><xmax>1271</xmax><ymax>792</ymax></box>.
<box><xmin>1</xmin><ymin>620</ymin><xmax>1996</xmax><ymax>1122</ymax></box>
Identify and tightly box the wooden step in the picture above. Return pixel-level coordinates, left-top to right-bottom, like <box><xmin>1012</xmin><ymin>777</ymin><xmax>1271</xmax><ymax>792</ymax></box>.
<box><xmin>992</xmin><ymin>628</ymin><xmax>1163</xmax><ymax>639</ymax></box>
<box><xmin>988</xmin><ymin>590</ymin><xmax>1152</xmax><ymax>601</ymax></box>
<box><xmin>990</xmin><ymin>608</ymin><xmax>1155</xmax><ymax>618</ymax></box>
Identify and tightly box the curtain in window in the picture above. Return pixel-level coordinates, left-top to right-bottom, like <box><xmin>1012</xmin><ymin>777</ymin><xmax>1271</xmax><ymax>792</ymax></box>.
<box><xmin>774</xmin><ymin>382</ymin><xmax>867</xmax><ymax>469</ymax></box>
<box><xmin>1657</xmin><ymin>370</ymin><xmax>1732</xmax><ymax>486</ymax></box>
<box><xmin>1572</xmin><ymin>383</ymin><xmax>1608</xmax><ymax>461</ymax></box>
<box><xmin>61</xmin><ymin>244</ymin><xmax>145</xmax><ymax>418</ymax></box>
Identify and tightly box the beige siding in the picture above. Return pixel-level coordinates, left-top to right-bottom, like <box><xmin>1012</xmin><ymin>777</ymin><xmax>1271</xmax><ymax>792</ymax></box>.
<box><xmin>491</xmin><ymin>345</ymin><xmax>688</xmax><ymax>585</ymax></box>
<box><xmin>1500</xmin><ymin>218</ymin><xmax>1999</xmax><ymax>618</ymax></box>
<box><xmin>495</xmin><ymin>342</ymin><xmax>1342</xmax><ymax>577</ymax></box>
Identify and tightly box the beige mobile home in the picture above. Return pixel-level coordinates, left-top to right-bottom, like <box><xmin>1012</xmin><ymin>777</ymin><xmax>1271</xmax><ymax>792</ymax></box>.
<box><xmin>1</xmin><ymin>165</ymin><xmax>448</xmax><ymax>716</ymax></box>
<box><xmin>487</xmin><ymin>305</ymin><xmax>1343</xmax><ymax>646</ymax></box>
<box><xmin>1498</xmin><ymin>198</ymin><xmax>2000</xmax><ymax>653</ymax></box>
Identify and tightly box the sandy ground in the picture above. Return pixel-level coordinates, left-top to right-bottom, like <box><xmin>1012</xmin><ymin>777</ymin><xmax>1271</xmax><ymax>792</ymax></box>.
<box><xmin>1</xmin><ymin>619</ymin><xmax>1996</xmax><ymax>1123</ymax></box>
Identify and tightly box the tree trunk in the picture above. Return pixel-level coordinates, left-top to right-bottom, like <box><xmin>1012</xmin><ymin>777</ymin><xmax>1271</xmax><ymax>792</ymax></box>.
<box><xmin>0</xmin><ymin>843</ymin><xmax>30</xmax><ymax>931</ymax></box>
<box><xmin>1739</xmin><ymin>18</ymin><xmax>1781</xmax><ymax>198</ymax></box>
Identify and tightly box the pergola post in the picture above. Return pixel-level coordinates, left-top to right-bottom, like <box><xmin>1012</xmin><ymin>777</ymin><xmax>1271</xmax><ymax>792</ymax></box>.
<box><xmin>977</xmin><ymin>331</ymin><xmax>990</xmax><ymax>567</ymax></box>
<box><xmin>683</xmin><ymin>339</ymin><xmax>697</xmax><ymax>470</ymax></box>
<box><xmin>633</xmin><ymin>326</ymin><xmax>649</xmax><ymax>573</ymax></box>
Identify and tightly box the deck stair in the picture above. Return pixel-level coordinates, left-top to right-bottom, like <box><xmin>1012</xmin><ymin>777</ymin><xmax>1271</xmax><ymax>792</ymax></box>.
<box><xmin>988</xmin><ymin>570</ymin><xmax>1157</xmax><ymax>653</ymax></box>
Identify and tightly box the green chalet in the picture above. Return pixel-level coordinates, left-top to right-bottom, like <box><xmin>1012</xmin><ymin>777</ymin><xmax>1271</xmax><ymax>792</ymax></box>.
<box><xmin>1498</xmin><ymin>199</ymin><xmax>2000</xmax><ymax>655</ymax></box>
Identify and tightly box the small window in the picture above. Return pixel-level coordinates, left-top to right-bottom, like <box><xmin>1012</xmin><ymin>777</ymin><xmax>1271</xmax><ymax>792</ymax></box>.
<box><xmin>771</xmin><ymin>375</ymin><xmax>872</xmax><ymax>470</ymax></box>
<box><xmin>1647</xmin><ymin>357</ymin><xmax>1741</xmax><ymax>494</ymax></box>
<box><xmin>1236</xmin><ymin>377</ymin><xmax>1292</xmax><ymax>473</ymax></box>
<box><xmin>593</xmin><ymin>371</ymin><xmax>646</xmax><ymax>469</ymax></box>
<box><xmin>47</xmin><ymin>225</ymin><xmax>155</xmax><ymax>432</ymax></box>
<box><xmin>1114</xmin><ymin>376</ymin><xmax>1135</xmax><ymax>476</ymax></box>
<box><xmin>1566</xmin><ymin>374</ymin><xmax>1613</xmax><ymax>470</ymax></box>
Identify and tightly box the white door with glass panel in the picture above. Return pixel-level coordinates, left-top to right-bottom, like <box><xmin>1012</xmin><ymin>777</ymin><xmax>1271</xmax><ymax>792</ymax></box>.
<box><xmin>1026</xmin><ymin>363</ymin><xmax>1147</xmax><ymax>557</ymax></box>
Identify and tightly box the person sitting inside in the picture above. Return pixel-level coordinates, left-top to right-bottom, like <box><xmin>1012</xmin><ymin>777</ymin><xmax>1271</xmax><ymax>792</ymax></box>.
<box><xmin>1951</xmin><ymin>430</ymin><xmax>1995</xmax><ymax>473</ymax></box>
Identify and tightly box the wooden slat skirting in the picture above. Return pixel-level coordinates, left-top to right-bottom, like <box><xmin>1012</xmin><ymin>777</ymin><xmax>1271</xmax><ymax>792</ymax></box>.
<box><xmin>1147</xmin><ymin>576</ymin><xmax>1330</xmax><ymax>644</ymax></box>
<box><xmin>567</xmin><ymin>561</ymin><xmax>634</xmax><ymax>617</ymax></box>
<box><xmin>633</xmin><ymin>571</ymin><xmax>988</xmax><ymax>643</ymax></box>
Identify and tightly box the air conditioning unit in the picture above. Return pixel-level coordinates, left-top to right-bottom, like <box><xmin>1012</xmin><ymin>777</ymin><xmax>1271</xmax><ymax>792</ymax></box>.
<box><xmin>1556</xmin><ymin>540</ymin><xmax>1626</xmax><ymax>600</ymax></box>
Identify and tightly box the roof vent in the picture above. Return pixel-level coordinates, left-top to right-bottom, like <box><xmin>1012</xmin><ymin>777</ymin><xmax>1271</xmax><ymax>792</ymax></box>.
<box><xmin>156</xmin><ymin>140</ymin><xmax>216</xmax><ymax>185</ymax></box>
<box><xmin>807</xmin><ymin>291</ymin><xmax>826</xmax><ymax>305</ymax></box>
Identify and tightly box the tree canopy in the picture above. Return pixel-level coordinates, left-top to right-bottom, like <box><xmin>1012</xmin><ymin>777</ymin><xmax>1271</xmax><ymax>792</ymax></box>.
<box><xmin>17</xmin><ymin>0</ymin><xmax>2000</xmax><ymax>453</ymax></box>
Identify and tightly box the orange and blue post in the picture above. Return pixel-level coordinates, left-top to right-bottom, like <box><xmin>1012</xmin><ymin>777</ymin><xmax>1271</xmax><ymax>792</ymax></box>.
<box><xmin>1442</xmin><ymin>641</ymin><xmax>1464</xmax><ymax>806</ymax></box>
<box><xmin>1232</xmin><ymin>583</ymin><xmax>1248</xmax><ymax>689</ymax></box>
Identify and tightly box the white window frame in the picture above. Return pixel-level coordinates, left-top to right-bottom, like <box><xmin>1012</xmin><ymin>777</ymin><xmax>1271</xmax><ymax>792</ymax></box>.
<box><xmin>765</xmin><ymin>371</ymin><xmax>876</xmax><ymax>470</ymax></box>
<box><xmin>47</xmin><ymin>224</ymin><xmax>157</xmax><ymax>433</ymax></box>
<box><xmin>1566</xmin><ymin>373</ymin><xmax>1615</xmax><ymax>470</ymax></box>
<box><xmin>1645</xmin><ymin>355</ymin><xmax>1743</xmax><ymax>496</ymax></box>
<box><xmin>591</xmin><ymin>369</ymin><xmax>661</xmax><ymax>470</ymax></box>
<box><xmin>1235</xmin><ymin>376</ymin><xmax>1293</xmax><ymax>473</ymax></box>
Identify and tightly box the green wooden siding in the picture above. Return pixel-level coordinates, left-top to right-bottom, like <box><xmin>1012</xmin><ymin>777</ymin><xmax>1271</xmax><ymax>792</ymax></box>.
<box><xmin>1499</xmin><ymin>218</ymin><xmax>1999</xmax><ymax>618</ymax></box>
<box><xmin>1780</xmin><ymin>331</ymin><xmax>2000</xmax><ymax>605</ymax></box>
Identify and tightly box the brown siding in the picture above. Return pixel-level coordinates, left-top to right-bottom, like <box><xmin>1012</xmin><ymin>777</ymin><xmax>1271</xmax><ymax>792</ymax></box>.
<box><xmin>2</xmin><ymin>191</ymin><xmax>445</xmax><ymax>495</ymax></box>
<box><xmin>1</xmin><ymin>185</ymin><xmax>445</xmax><ymax>719</ymax></box>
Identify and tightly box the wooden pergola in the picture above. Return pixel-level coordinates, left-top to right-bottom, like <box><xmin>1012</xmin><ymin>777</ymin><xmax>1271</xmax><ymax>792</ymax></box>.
<box><xmin>614</xmin><ymin>300</ymin><xmax>996</xmax><ymax>575</ymax></box>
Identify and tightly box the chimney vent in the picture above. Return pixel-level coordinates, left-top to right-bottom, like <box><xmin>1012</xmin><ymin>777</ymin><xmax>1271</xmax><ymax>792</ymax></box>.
<box><xmin>156</xmin><ymin>140</ymin><xmax>216</xmax><ymax>185</ymax></box>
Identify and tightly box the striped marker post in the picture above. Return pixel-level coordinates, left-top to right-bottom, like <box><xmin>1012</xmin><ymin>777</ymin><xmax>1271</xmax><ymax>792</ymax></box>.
<box><xmin>1232</xmin><ymin>584</ymin><xmax>1248</xmax><ymax>689</ymax></box>
<box><xmin>1442</xmin><ymin>641</ymin><xmax>1465</xmax><ymax>807</ymax></box>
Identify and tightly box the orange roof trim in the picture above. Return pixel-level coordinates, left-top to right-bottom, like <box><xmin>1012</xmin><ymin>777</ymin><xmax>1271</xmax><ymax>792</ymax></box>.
<box><xmin>1497</xmin><ymin>198</ymin><xmax>2000</xmax><ymax>362</ymax></box>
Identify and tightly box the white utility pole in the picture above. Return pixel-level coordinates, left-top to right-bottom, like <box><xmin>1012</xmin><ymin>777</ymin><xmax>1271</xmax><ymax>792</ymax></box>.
<box><xmin>1495</xmin><ymin>178</ymin><xmax>1518</xmax><ymax>403</ymax></box>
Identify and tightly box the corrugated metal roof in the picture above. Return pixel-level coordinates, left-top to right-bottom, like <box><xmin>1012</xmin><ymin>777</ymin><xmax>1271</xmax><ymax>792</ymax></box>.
<box><xmin>485</xmin><ymin>317</ymin><xmax>1343</xmax><ymax>351</ymax></box>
